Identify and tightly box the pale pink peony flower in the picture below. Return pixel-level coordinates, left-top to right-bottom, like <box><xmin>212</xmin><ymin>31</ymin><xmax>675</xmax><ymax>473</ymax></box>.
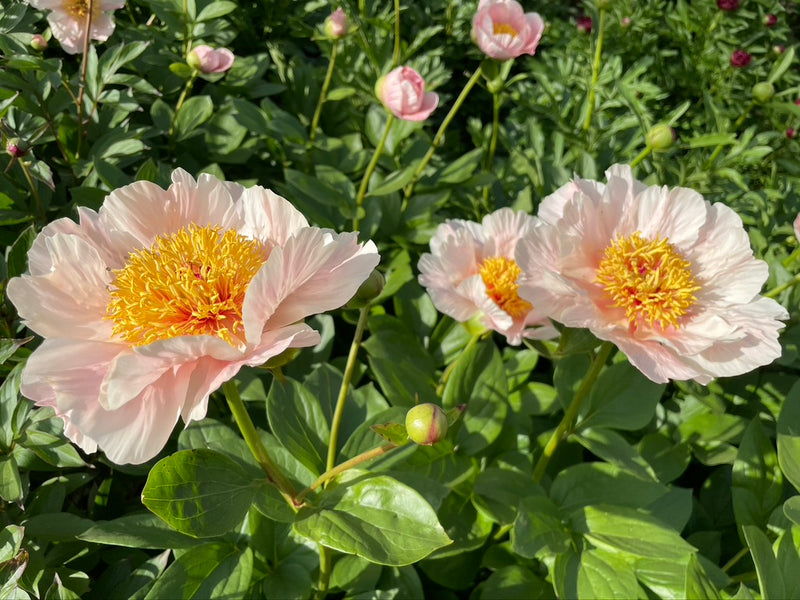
<box><xmin>325</xmin><ymin>7</ymin><xmax>349</xmax><ymax>38</ymax></box>
<box><xmin>7</xmin><ymin>169</ymin><xmax>379</xmax><ymax>464</ymax></box>
<box><xmin>187</xmin><ymin>45</ymin><xmax>235</xmax><ymax>74</ymax></box>
<box><xmin>25</xmin><ymin>0</ymin><xmax>125</xmax><ymax>55</ymax></box>
<box><xmin>516</xmin><ymin>165</ymin><xmax>788</xmax><ymax>384</ymax></box>
<box><xmin>472</xmin><ymin>0</ymin><xmax>544</xmax><ymax>61</ymax></box>
<box><xmin>418</xmin><ymin>208</ymin><xmax>557</xmax><ymax>345</ymax></box>
<box><xmin>375</xmin><ymin>66</ymin><xmax>439</xmax><ymax>122</ymax></box>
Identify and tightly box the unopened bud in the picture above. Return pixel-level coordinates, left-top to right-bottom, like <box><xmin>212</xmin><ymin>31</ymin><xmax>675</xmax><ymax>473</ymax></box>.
<box><xmin>30</xmin><ymin>34</ymin><xmax>47</xmax><ymax>51</ymax></box>
<box><xmin>405</xmin><ymin>403</ymin><xmax>448</xmax><ymax>446</ymax></box>
<box><xmin>576</xmin><ymin>16</ymin><xmax>593</xmax><ymax>34</ymax></box>
<box><xmin>787</xmin><ymin>128</ymin><xmax>797</xmax><ymax>140</ymax></box>
<box><xmin>621</xmin><ymin>17</ymin><xmax>632</xmax><ymax>28</ymax></box>
<box><xmin>752</xmin><ymin>82</ymin><xmax>775</xmax><ymax>104</ymax></box>
<box><xmin>346</xmin><ymin>270</ymin><xmax>385</xmax><ymax>308</ymax></box>
<box><xmin>324</xmin><ymin>7</ymin><xmax>349</xmax><ymax>38</ymax></box>
<box><xmin>645</xmin><ymin>124</ymin><xmax>676</xmax><ymax>151</ymax></box>
<box><xmin>6</xmin><ymin>139</ymin><xmax>26</xmax><ymax>158</ymax></box>
<box><xmin>764</xmin><ymin>14</ymin><xmax>778</xmax><ymax>27</ymax></box>
<box><xmin>773</xmin><ymin>45</ymin><xmax>787</xmax><ymax>55</ymax></box>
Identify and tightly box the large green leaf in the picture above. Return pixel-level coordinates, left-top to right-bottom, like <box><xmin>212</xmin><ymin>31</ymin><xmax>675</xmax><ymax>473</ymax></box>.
<box><xmin>472</xmin><ymin>466</ymin><xmax>545</xmax><ymax>525</ymax></box>
<box><xmin>142</xmin><ymin>449</ymin><xmax>276</xmax><ymax>538</ymax></box>
<box><xmin>480</xmin><ymin>565</ymin><xmax>555</xmax><ymax>600</ymax></box>
<box><xmin>512</xmin><ymin>495</ymin><xmax>571</xmax><ymax>559</ymax></box>
<box><xmin>778</xmin><ymin>381</ymin><xmax>800</xmax><ymax>492</ymax></box>
<box><xmin>684</xmin><ymin>552</ymin><xmax>721</xmax><ymax>600</ymax></box>
<box><xmin>733</xmin><ymin>418</ymin><xmax>783</xmax><ymax>530</ymax></box>
<box><xmin>294</xmin><ymin>473</ymin><xmax>451</xmax><ymax>566</ymax></box>
<box><xmin>173</xmin><ymin>95</ymin><xmax>214</xmax><ymax>140</ymax></box>
<box><xmin>578</xmin><ymin>549</ymin><xmax>644</xmax><ymax>599</ymax></box>
<box><xmin>144</xmin><ymin>542</ymin><xmax>252</xmax><ymax>600</ymax></box>
<box><xmin>441</xmin><ymin>339</ymin><xmax>507</xmax><ymax>455</ymax></box>
<box><xmin>743</xmin><ymin>525</ymin><xmax>785</xmax><ymax>600</ymax></box>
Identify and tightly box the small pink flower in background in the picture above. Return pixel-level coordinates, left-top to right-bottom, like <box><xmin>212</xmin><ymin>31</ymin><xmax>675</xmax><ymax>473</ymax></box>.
<box><xmin>516</xmin><ymin>164</ymin><xmax>788</xmax><ymax>384</ymax></box>
<box><xmin>795</xmin><ymin>98</ymin><xmax>800</xmax><ymax>106</ymax></box>
<box><xmin>472</xmin><ymin>0</ymin><xmax>544</xmax><ymax>61</ymax></box>
<box><xmin>621</xmin><ymin>17</ymin><xmax>632</xmax><ymax>28</ymax></box>
<box><xmin>576</xmin><ymin>16</ymin><xmax>592</xmax><ymax>34</ymax></box>
<box><xmin>774</xmin><ymin>45</ymin><xmax>787</xmax><ymax>55</ymax></box>
<box><xmin>187</xmin><ymin>45</ymin><xmax>235</xmax><ymax>74</ymax></box>
<box><xmin>730</xmin><ymin>49</ymin><xmax>752</xmax><ymax>68</ymax></box>
<box><xmin>30</xmin><ymin>33</ymin><xmax>48</xmax><ymax>50</ymax></box>
<box><xmin>7</xmin><ymin>169</ymin><xmax>379</xmax><ymax>464</ymax></box>
<box><xmin>325</xmin><ymin>7</ymin><xmax>349</xmax><ymax>38</ymax></box>
<box><xmin>788</xmin><ymin>128</ymin><xmax>797</xmax><ymax>139</ymax></box>
<box><xmin>375</xmin><ymin>66</ymin><xmax>439</xmax><ymax>122</ymax></box>
<box><xmin>717</xmin><ymin>0</ymin><xmax>739</xmax><ymax>11</ymax></box>
<box><xmin>25</xmin><ymin>0</ymin><xmax>125</xmax><ymax>55</ymax></box>
<box><xmin>764</xmin><ymin>14</ymin><xmax>778</xmax><ymax>27</ymax></box>
<box><xmin>794</xmin><ymin>213</ymin><xmax>800</xmax><ymax>242</ymax></box>
<box><xmin>418</xmin><ymin>208</ymin><xmax>557</xmax><ymax>345</ymax></box>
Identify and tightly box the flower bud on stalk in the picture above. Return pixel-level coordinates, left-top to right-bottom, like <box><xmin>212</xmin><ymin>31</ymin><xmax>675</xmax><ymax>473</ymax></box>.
<box><xmin>764</xmin><ymin>14</ymin><xmax>778</xmax><ymax>27</ymax></box>
<box><xmin>752</xmin><ymin>82</ymin><xmax>775</xmax><ymax>103</ymax></box>
<box><xmin>6</xmin><ymin>139</ymin><xmax>27</xmax><ymax>158</ymax></box>
<box><xmin>324</xmin><ymin>7</ymin><xmax>349</xmax><ymax>38</ymax></box>
<box><xmin>375</xmin><ymin>66</ymin><xmax>439</xmax><ymax>122</ymax></box>
<box><xmin>187</xmin><ymin>45</ymin><xmax>235</xmax><ymax>74</ymax></box>
<box><xmin>30</xmin><ymin>34</ymin><xmax>47</xmax><ymax>51</ymax></box>
<box><xmin>346</xmin><ymin>270</ymin><xmax>385</xmax><ymax>308</ymax></box>
<box><xmin>645</xmin><ymin>124</ymin><xmax>676</xmax><ymax>151</ymax></box>
<box><xmin>405</xmin><ymin>404</ymin><xmax>449</xmax><ymax>446</ymax></box>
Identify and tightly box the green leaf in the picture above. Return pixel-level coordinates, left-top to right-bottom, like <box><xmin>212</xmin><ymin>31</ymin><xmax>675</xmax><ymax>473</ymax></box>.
<box><xmin>371</xmin><ymin>423</ymin><xmax>410</xmax><ymax>446</ymax></box>
<box><xmin>685</xmin><ymin>552</ymin><xmax>721</xmax><ymax>600</ymax></box>
<box><xmin>266</xmin><ymin>377</ymin><xmax>330</xmax><ymax>476</ymax></box>
<box><xmin>733</xmin><ymin>418</ymin><xmax>783</xmax><ymax>530</ymax></box>
<box><xmin>512</xmin><ymin>496</ymin><xmax>571</xmax><ymax>559</ymax></box>
<box><xmin>144</xmin><ymin>542</ymin><xmax>253</xmax><ymax>600</ymax></box>
<box><xmin>574</xmin><ymin>428</ymin><xmax>657</xmax><ymax>481</ymax></box>
<box><xmin>778</xmin><ymin>381</ymin><xmax>800</xmax><ymax>492</ymax></box>
<box><xmin>15</xmin><ymin>429</ymin><xmax>88</xmax><ymax>468</ymax></box>
<box><xmin>367</xmin><ymin>161</ymin><xmax>421</xmax><ymax>197</ymax></box>
<box><xmin>7</xmin><ymin>226</ymin><xmax>36</xmax><ymax>279</ymax></box>
<box><xmin>743</xmin><ymin>525</ymin><xmax>785</xmax><ymax>600</ymax></box>
<box><xmin>685</xmin><ymin>133</ymin><xmax>737</xmax><ymax>148</ymax></box>
<box><xmin>576</xmin><ymin>361</ymin><xmax>664</xmax><ymax>431</ymax></box>
<box><xmin>441</xmin><ymin>339</ymin><xmax>507</xmax><ymax>455</ymax></box>
<box><xmin>294</xmin><ymin>473</ymin><xmax>451</xmax><ymax>566</ymax></box>
<box><xmin>325</xmin><ymin>87</ymin><xmax>356</xmax><ymax>102</ymax></box>
<box><xmin>141</xmin><ymin>449</ymin><xmax>266</xmax><ymax>538</ymax></box>
<box><xmin>578</xmin><ymin>549</ymin><xmax>644</xmax><ymax>599</ymax></box>
<box><xmin>0</xmin><ymin>338</ymin><xmax>31</xmax><ymax>366</ymax></box>
<box><xmin>767</xmin><ymin>46</ymin><xmax>795</xmax><ymax>84</ymax></box>
<box><xmin>784</xmin><ymin>496</ymin><xmax>800</xmax><ymax>527</ymax></box>
<box><xmin>196</xmin><ymin>0</ymin><xmax>237</xmax><ymax>21</ymax></box>
<box><xmin>0</xmin><ymin>525</ymin><xmax>23</xmax><ymax>563</ymax></box>
<box><xmin>0</xmin><ymin>456</ymin><xmax>23</xmax><ymax>503</ymax></box>
<box><xmin>329</xmin><ymin>555</ymin><xmax>381</xmax><ymax>595</ymax></box>
<box><xmin>472</xmin><ymin>467</ymin><xmax>545</xmax><ymax>525</ymax></box>
<box><xmin>480</xmin><ymin>565</ymin><xmax>555</xmax><ymax>600</ymax></box>
<box><xmin>261</xmin><ymin>560</ymin><xmax>313</xmax><ymax>599</ymax></box>
<box><xmin>174</xmin><ymin>96</ymin><xmax>214</xmax><ymax>141</ymax></box>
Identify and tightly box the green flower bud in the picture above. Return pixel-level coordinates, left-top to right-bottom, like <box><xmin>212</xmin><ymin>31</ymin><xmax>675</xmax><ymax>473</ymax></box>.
<box><xmin>346</xmin><ymin>270</ymin><xmax>385</xmax><ymax>308</ymax></box>
<box><xmin>405</xmin><ymin>403</ymin><xmax>448</xmax><ymax>446</ymax></box>
<box><xmin>752</xmin><ymin>81</ymin><xmax>775</xmax><ymax>104</ymax></box>
<box><xmin>645</xmin><ymin>124</ymin><xmax>676</xmax><ymax>151</ymax></box>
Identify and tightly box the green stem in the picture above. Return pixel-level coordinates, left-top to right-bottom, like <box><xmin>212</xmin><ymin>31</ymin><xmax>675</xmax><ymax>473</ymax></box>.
<box><xmin>783</xmin><ymin>247</ymin><xmax>800</xmax><ymax>268</ymax></box>
<box><xmin>75</xmin><ymin>0</ymin><xmax>94</xmax><ymax>159</ymax></box>
<box><xmin>582</xmin><ymin>8</ymin><xmax>606</xmax><ymax>131</ymax></box>
<box><xmin>392</xmin><ymin>0</ymin><xmax>401</xmax><ymax>68</ymax></box>
<box><xmin>300</xmin><ymin>443</ymin><xmax>397</xmax><ymax>503</ymax></box>
<box><xmin>353</xmin><ymin>114</ymin><xmax>394</xmax><ymax>231</ymax></box>
<box><xmin>402</xmin><ymin>63</ymin><xmax>484</xmax><ymax>205</ymax></box>
<box><xmin>764</xmin><ymin>273</ymin><xmax>800</xmax><ymax>299</ymax></box>
<box><xmin>316</xmin><ymin>545</ymin><xmax>332</xmax><ymax>599</ymax></box>
<box><xmin>326</xmin><ymin>306</ymin><xmax>370</xmax><ymax>472</ymax></box>
<box><xmin>223</xmin><ymin>380</ymin><xmax>299</xmax><ymax>507</ymax></box>
<box><xmin>482</xmin><ymin>91</ymin><xmax>501</xmax><ymax>206</ymax></box>
<box><xmin>722</xmin><ymin>546</ymin><xmax>750</xmax><ymax>573</ymax></box>
<box><xmin>532</xmin><ymin>342</ymin><xmax>614</xmax><ymax>483</ymax></box>
<box><xmin>17</xmin><ymin>159</ymin><xmax>44</xmax><ymax>222</ymax></box>
<box><xmin>437</xmin><ymin>332</ymin><xmax>482</xmax><ymax>396</ymax></box>
<box><xmin>630</xmin><ymin>145</ymin><xmax>652</xmax><ymax>170</ymax></box>
<box><xmin>168</xmin><ymin>71</ymin><xmax>198</xmax><ymax>141</ymax></box>
<box><xmin>309</xmin><ymin>40</ymin><xmax>339</xmax><ymax>144</ymax></box>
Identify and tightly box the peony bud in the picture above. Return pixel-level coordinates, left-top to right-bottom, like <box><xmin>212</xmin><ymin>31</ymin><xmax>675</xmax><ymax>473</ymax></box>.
<box><xmin>730</xmin><ymin>49</ymin><xmax>752</xmax><ymax>68</ymax></box>
<box><xmin>764</xmin><ymin>14</ymin><xmax>778</xmax><ymax>27</ymax></box>
<box><xmin>717</xmin><ymin>0</ymin><xmax>739</xmax><ymax>11</ymax></box>
<box><xmin>324</xmin><ymin>7</ymin><xmax>349</xmax><ymax>38</ymax></box>
<box><xmin>645</xmin><ymin>124</ymin><xmax>676</xmax><ymax>151</ymax></box>
<box><xmin>788</xmin><ymin>128</ymin><xmax>797</xmax><ymax>139</ymax></box>
<box><xmin>187</xmin><ymin>45</ymin><xmax>235</xmax><ymax>74</ymax></box>
<box><xmin>752</xmin><ymin>82</ymin><xmax>775</xmax><ymax>103</ymax></box>
<box><xmin>576</xmin><ymin>16</ymin><xmax>593</xmax><ymax>34</ymax></box>
<box><xmin>405</xmin><ymin>404</ymin><xmax>448</xmax><ymax>446</ymax></box>
<box><xmin>621</xmin><ymin>17</ymin><xmax>632</xmax><ymax>28</ymax></box>
<box><xmin>6</xmin><ymin>139</ymin><xmax>26</xmax><ymax>158</ymax></box>
<box><xmin>30</xmin><ymin>34</ymin><xmax>47</xmax><ymax>51</ymax></box>
<box><xmin>773</xmin><ymin>45</ymin><xmax>787</xmax><ymax>55</ymax></box>
<box><xmin>375</xmin><ymin>66</ymin><xmax>439</xmax><ymax>122</ymax></box>
<box><xmin>346</xmin><ymin>270</ymin><xmax>385</xmax><ymax>308</ymax></box>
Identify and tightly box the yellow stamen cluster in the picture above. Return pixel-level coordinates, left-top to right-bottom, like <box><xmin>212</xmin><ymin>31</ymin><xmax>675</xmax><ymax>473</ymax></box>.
<box><xmin>107</xmin><ymin>225</ymin><xmax>267</xmax><ymax>347</ymax></box>
<box><xmin>493</xmin><ymin>22</ymin><xmax>519</xmax><ymax>38</ymax></box>
<box><xmin>596</xmin><ymin>232</ymin><xmax>700</xmax><ymax>330</ymax></box>
<box><xmin>479</xmin><ymin>256</ymin><xmax>532</xmax><ymax>318</ymax></box>
<box><xmin>61</xmin><ymin>0</ymin><xmax>102</xmax><ymax>21</ymax></box>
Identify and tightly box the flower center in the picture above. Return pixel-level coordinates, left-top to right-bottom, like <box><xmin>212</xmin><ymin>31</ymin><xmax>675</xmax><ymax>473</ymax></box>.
<box><xmin>479</xmin><ymin>256</ymin><xmax>532</xmax><ymax>318</ymax></box>
<box><xmin>595</xmin><ymin>232</ymin><xmax>699</xmax><ymax>330</ymax></box>
<box><xmin>61</xmin><ymin>0</ymin><xmax>102</xmax><ymax>21</ymax></box>
<box><xmin>107</xmin><ymin>225</ymin><xmax>267</xmax><ymax>347</ymax></box>
<box><xmin>493</xmin><ymin>22</ymin><xmax>519</xmax><ymax>38</ymax></box>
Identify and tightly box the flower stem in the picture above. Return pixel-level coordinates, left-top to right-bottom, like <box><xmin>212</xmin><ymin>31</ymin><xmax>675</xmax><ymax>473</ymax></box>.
<box><xmin>532</xmin><ymin>342</ymin><xmax>614</xmax><ymax>483</ymax></box>
<box><xmin>168</xmin><ymin>71</ymin><xmax>198</xmax><ymax>142</ymax></box>
<box><xmin>75</xmin><ymin>0</ymin><xmax>94</xmax><ymax>159</ymax></box>
<box><xmin>402</xmin><ymin>63</ymin><xmax>484</xmax><ymax>206</ymax></box>
<box><xmin>582</xmin><ymin>8</ymin><xmax>606</xmax><ymax>131</ymax></box>
<box><xmin>299</xmin><ymin>443</ymin><xmax>397</xmax><ymax>504</ymax></box>
<box><xmin>630</xmin><ymin>145</ymin><xmax>652</xmax><ymax>170</ymax></box>
<box><xmin>16</xmin><ymin>159</ymin><xmax>44</xmax><ymax>222</ymax></box>
<box><xmin>309</xmin><ymin>40</ymin><xmax>339</xmax><ymax>144</ymax></box>
<box><xmin>392</xmin><ymin>0</ymin><xmax>401</xmax><ymax>68</ymax></box>
<box><xmin>222</xmin><ymin>380</ymin><xmax>300</xmax><ymax>507</ymax></box>
<box><xmin>764</xmin><ymin>273</ymin><xmax>800</xmax><ymax>299</ymax></box>
<box><xmin>722</xmin><ymin>546</ymin><xmax>750</xmax><ymax>573</ymax></box>
<box><xmin>326</xmin><ymin>306</ymin><xmax>370</xmax><ymax>472</ymax></box>
<box><xmin>783</xmin><ymin>247</ymin><xmax>800</xmax><ymax>268</ymax></box>
<box><xmin>316</xmin><ymin>545</ymin><xmax>332</xmax><ymax>599</ymax></box>
<box><xmin>482</xmin><ymin>90</ymin><xmax>501</xmax><ymax>206</ymax></box>
<box><xmin>353</xmin><ymin>114</ymin><xmax>394</xmax><ymax>231</ymax></box>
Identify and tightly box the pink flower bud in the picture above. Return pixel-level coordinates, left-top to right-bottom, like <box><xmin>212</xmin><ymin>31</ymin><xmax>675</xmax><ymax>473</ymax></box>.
<box><xmin>324</xmin><ymin>7</ymin><xmax>349</xmax><ymax>38</ymax></box>
<box><xmin>375</xmin><ymin>66</ymin><xmax>439</xmax><ymax>122</ymax></box>
<box><xmin>471</xmin><ymin>0</ymin><xmax>544</xmax><ymax>61</ymax></box>
<box><xmin>30</xmin><ymin>34</ymin><xmax>47</xmax><ymax>51</ymax></box>
<box><xmin>794</xmin><ymin>213</ymin><xmax>800</xmax><ymax>243</ymax></box>
<box><xmin>187</xmin><ymin>45</ymin><xmax>235</xmax><ymax>74</ymax></box>
<box><xmin>621</xmin><ymin>17</ymin><xmax>632</xmax><ymax>28</ymax></box>
<box><xmin>774</xmin><ymin>44</ymin><xmax>787</xmax><ymax>55</ymax></box>
<box><xmin>764</xmin><ymin>14</ymin><xmax>778</xmax><ymax>27</ymax></box>
<box><xmin>788</xmin><ymin>128</ymin><xmax>797</xmax><ymax>139</ymax></box>
<box><xmin>795</xmin><ymin>98</ymin><xmax>800</xmax><ymax>106</ymax></box>
<box><xmin>576</xmin><ymin>16</ymin><xmax>593</xmax><ymax>34</ymax></box>
<box><xmin>405</xmin><ymin>404</ymin><xmax>448</xmax><ymax>446</ymax></box>
<box><xmin>717</xmin><ymin>0</ymin><xmax>739</xmax><ymax>11</ymax></box>
<box><xmin>730</xmin><ymin>49</ymin><xmax>752</xmax><ymax>68</ymax></box>
<box><xmin>6</xmin><ymin>139</ymin><xmax>26</xmax><ymax>158</ymax></box>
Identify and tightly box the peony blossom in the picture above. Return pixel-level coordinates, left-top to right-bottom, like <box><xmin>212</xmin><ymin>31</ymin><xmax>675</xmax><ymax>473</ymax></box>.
<box><xmin>730</xmin><ymin>49</ymin><xmax>752</xmax><ymax>68</ymax></box>
<box><xmin>375</xmin><ymin>66</ymin><xmax>439</xmax><ymax>122</ymax></box>
<box><xmin>472</xmin><ymin>0</ymin><xmax>544</xmax><ymax>61</ymax></box>
<box><xmin>187</xmin><ymin>45</ymin><xmax>235</xmax><ymax>74</ymax></box>
<box><xmin>418</xmin><ymin>208</ymin><xmax>557</xmax><ymax>345</ymax></box>
<box><xmin>516</xmin><ymin>164</ymin><xmax>788</xmax><ymax>384</ymax></box>
<box><xmin>25</xmin><ymin>0</ymin><xmax>125</xmax><ymax>55</ymax></box>
<box><xmin>7</xmin><ymin>169</ymin><xmax>379</xmax><ymax>464</ymax></box>
<box><xmin>325</xmin><ymin>7</ymin><xmax>349</xmax><ymax>38</ymax></box>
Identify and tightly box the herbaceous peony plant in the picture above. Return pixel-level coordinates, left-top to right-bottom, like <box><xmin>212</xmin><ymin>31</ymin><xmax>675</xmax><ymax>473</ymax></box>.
<box><xmin>2</xmin><ymin>0</ymin><xmax>800</xmax><ymax>598</ymax></box>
